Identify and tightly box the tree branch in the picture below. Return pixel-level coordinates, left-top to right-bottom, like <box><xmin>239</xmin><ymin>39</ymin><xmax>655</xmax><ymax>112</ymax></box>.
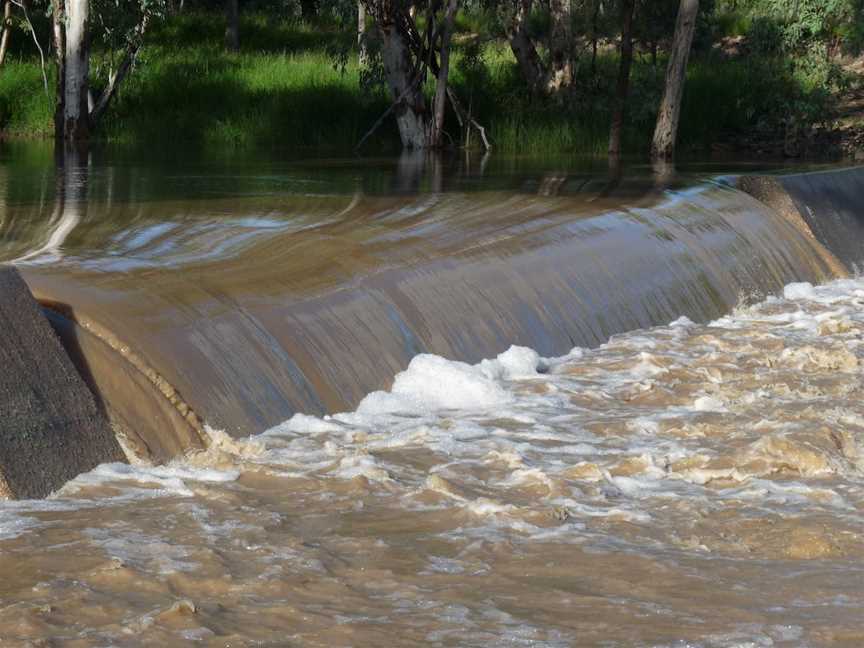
<box><xmin>11</xmin><ymin>0</ymin><xmax>48</xmax><ymax>97</ymax></box>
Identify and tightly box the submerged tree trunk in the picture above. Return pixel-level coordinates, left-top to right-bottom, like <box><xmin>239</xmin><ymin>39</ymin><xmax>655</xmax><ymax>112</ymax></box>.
<box><xmin>360</xmin><ymin>0</ymin><xmax>472</xmax><ymax>150</ymax></box>
<box><xmin>431</xmin><ymin>0</ymin><xmax>458</xmax><ymax>148</ymax></box>
<box><xmin>380</xmin><ymin>22</ymin><xmax>428</xmax><ymax>148</ymax></box>
<box><xmin>608</xmin><ymin>0</ymin><xmax>635</xmax><ymax>162</ymax></box>
<box><xmin>651</xmin><ymin>0</ymin><xmax>699</xmax><ymax>161</ymax></box>
<box><xmin>225</xmin><ymin>0</ymin><xmax>239</xmax><ymax>50</ymax></box>
<box><xmin>507</xmin><ymin>0</ymin><xmax>546</xmax><ymax>95</ymax></box>
<box><xmin>52</xmin><ymin>2</ymin><xmax>66</xmax><ymax>139</ymax></box>
<box><xmin>62</xmin><ymin>0</ymin><xmax>89</xmax><ymax>142</ymax></box>
<box><xmin>546</xmin><ymin>0</ymin><xmax>572</xmax><ymax>92</ymax></box>
<box><xmin>0</xmin><ymin>0</ymin><xmax>12</xmax><ymax>68</ymax></box>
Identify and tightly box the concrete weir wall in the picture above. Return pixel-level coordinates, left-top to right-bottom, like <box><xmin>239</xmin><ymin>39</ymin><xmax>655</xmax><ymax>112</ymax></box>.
<box><xmin>0</xmin><ymin>266</ymin><xmax>125</xmax><ymax>499</ymax></box>
<box><xmin>2</xmin><ymin>166</ymin><xmax>863</xmax><ymax>498</ymax></box>
<box><xmin>736</xmin><ymin>167</ymin><xmax>864</xmax><ymax>273</ymax></box>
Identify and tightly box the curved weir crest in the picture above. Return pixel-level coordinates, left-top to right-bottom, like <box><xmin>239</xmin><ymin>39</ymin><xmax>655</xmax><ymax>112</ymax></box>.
<box><xmin>4</xmin><ymin>165</ymin><xmax>863</xmax><ymax>467</ymax></box>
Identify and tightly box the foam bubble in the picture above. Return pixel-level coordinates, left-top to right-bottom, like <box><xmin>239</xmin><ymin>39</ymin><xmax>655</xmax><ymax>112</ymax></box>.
<box><xmin>357</xmin><ymin>353</ymin><xmax>512</xmax><ymax>415</ymax></box>
<box><xmin>783</xmin><ymin>282</ymin><xmax>815</xmax><ymax>300</ymax></box>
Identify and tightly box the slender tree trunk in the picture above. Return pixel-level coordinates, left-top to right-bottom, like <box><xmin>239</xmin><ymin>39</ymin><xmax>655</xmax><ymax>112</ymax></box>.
<box><xmin>507</xmin><ymin>0</ymin><xmax>546</xmax><ymax>95</ymax></box>
<box><xmin>63</xmin><ymin>0</ymin><xmax>89</xmax><ymax>142</ymax></box>
<box><xmin>590</xmin><ymin>0</ymin><xmax>600</xmax><ymax>76</ymax></box>
<box><xmin>358</xmin><ymin>1</ymin><xmax>368</xmax><ymax>66</ymax></box>
<box><xmin>650</xmin><ymin>0</ymin><xmax>699</xmax><ymax>161</ymax></box>
<box><xmin>0</xmin><ymin>0</ymin><xmax>12</xmax><ymax>68</ymax></box>
<box><xmin>431</xmin><ymin>0</ymin><xmax>458</xmax><ymax>148</ymax></box>
<box><xmin>608</xmin><ymin>0</ymin><xmax>635</xmax><ymax>162</ymax></box>
<box><xmin>546</xmin><ymin>0</ymin><xmax>572</xmax><ymax>92</ymax></box>
<box><xmin>225</xmin><ymin>0</ymin><xmax>239</xmax><ymax>51</ymax></box>
<box><xmin>52</xmin><ymin>2</ymin><xmax>66</xmax><ymax>140</ymax></box>
<box><xmin>380</xmin><ymin>22</ymin><xmax>428</xmax><ymax>148</ymax></box>
<box><xmin>90</xmin><ymin>16</ymin><xmax>147</xmax><ymax>128</ymax></box>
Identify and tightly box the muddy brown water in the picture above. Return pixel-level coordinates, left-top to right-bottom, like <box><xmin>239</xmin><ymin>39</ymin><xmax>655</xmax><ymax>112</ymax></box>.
<box><xmin>1</xmin><ymin>149</ymin><xmax>864</xmax><ymax>646</ymax></box>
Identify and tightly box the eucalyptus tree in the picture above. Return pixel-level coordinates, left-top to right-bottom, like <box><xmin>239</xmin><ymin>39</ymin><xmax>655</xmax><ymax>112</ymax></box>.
<box><xmin>359</xmin><ymin>0</ymin><xmax>463</xmax><ymax>149</ymax></box>
<box><xmin>608</xmin><ymin>0</ymin><xmax>634</xmax><ymax>162</ymax></box>
<box><xmin>52</xmin><ymin>0</ymin><xmax>165</xmax><ymax>140</ymax></box>
<box><xmin>651</xmin><ymin>0</ymin><xmax>699</xmax><ymax>161</ymax></box>
<box><xmin>501</xmin><ymin>0</ymin><xmax>582</xmax><ymax>95</ymax></box>
<box><xmin>0</xmin><ymin>0</ymin><xmax>12</xmax><ymax>66</ymax></box>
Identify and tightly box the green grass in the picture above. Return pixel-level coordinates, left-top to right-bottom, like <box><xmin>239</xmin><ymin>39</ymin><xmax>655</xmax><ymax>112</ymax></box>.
<box><xmin>0</xmin><ymin>63</ymin><xmax>54</xmax><ymax>138</ymax></box>
<box><xmin>0</xmin><ymin>11</ymin><xmax>842</xmax><ymax>156</ymax></box>
<box><xmin>97</xmin><ymin>46</ymin><xmax>393</xmax><ymax>151</ymax></box>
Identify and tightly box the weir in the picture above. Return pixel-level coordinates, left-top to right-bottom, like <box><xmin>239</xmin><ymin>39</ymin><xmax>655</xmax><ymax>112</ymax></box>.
<box><xmin>3</xmin><ymin>165</ymin><xmax>864</xmax><ymax>484</ymax></box>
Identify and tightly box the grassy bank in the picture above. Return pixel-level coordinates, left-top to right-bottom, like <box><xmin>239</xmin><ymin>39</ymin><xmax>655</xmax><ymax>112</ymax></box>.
<box><xmin>0</xmin><ymin>11</ymin><xmax>849</xmax><ymax>156</ymax></box>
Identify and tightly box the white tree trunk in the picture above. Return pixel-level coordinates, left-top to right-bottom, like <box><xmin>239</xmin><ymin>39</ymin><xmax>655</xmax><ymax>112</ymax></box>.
<box><xmin>358</xmin><ymin>1</ymin><xmax>368</xmax><ymax>67</ymax></box>
<box><xmin>52</xmin><ymin>2</ymin><xmax>65</xmax><ymax>139</ymax></box>
<box><xmin>63</xmin><ymin>0</ymin><xmax>89</xmax><ymax>141</ymax></box>
<box><xmin>0</xmin><ymin>1</ymin><xmax>12</xmax><ymax>68</ymax></box>
<box><xmin>651</xmin><ymin>0</ymin><xmax>699</xmax><ymax>161</ymax></box>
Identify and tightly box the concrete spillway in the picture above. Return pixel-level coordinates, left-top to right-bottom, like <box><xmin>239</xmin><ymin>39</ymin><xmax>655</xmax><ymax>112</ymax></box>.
<box><xmin>3</xmin><ymin>165</ymin><xmax>864</xmax><ymax>493</ymax></box>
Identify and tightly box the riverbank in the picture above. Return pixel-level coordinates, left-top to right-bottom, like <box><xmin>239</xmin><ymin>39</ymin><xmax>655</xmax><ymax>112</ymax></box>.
<box><xmin>0</xmin><ymin>11</ymin><xmax>860</xmax><ymax>158</ymax></box>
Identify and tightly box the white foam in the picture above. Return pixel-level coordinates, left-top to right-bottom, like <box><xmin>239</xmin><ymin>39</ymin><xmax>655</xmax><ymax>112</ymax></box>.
<box><xmin>783</xmin><ymin>282</ymin><xmax>815</xmax><ymax>300</ymax></box>
<box><xmin>691</xmin><ymin>395</ymin><xmax>727</xmax><ymax>412</ymax></box>
<box><xmin>357</xmin><ymin>353</ymin><xmax>512</xmax><ymax>415</ymax></box>
<box><xmin>479</xmin><ymin>345</ymin><xmax>541</xmax><ymax>380</ymax></box>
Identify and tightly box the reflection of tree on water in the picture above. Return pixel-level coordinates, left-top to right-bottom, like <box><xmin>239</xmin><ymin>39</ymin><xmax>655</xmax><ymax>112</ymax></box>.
<box><xmin>390</xmin><ymin>150</ymin><xmax>491</xmax><ymax>194</ymax></box>
<box><xmin>14</xmin><ymin>145</ymin><xmax>88</xmax><ymax>264</ymax></box>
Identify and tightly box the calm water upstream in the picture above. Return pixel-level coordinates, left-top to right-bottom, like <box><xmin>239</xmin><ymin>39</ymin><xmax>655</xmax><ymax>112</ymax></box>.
<box><xmin>1</xmin><ymin>145</ymin><xmax>863</xmax><ymax>646</ymax></box>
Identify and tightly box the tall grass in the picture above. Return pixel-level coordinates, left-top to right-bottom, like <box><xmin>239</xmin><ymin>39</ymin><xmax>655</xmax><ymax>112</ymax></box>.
<box><xmin>98</xmin><ymin>46</ymin><xmax>394</xmax><ymax>151</ymax></box>
<box><xmin>0</xmin><ymin>64</ymin><xmax>54</xmax><ymax>138</ymax></box>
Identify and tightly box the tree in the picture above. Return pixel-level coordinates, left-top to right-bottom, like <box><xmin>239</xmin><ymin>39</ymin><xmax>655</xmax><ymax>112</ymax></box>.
<box><xmin>651</xmin><ymin>0</ymin><xmax>699</xmax><ymax>161</ymax></box>
<box><xmin>60</xmin><ymin>0</ymin><xmax>91</xmax><ymax>142</ymax></box>
<box><xmin>358</xmin><ymin>0</ymin><xmax>368</xmax><ymax>66</ymax></box>
<box><xmin>608</xmin><ymin>0</ymin><xmax>635</xmax><ymax>162</ymax></box>
<box><xmin>505</xmin><ymin>0</ymin><xmax>546</xmax><ymax>94</ymax></box>
<box><xmin>53</xmin><ymin>0</ymin><xmax>164</xmax><ymax>141</ymax></box>
<box><xmin>225</xmin><ymin>0</ymin><xmax>239</xmax><ymax>50</ymax></box>
<box><xmin>546</xmin><ymin>0</ymin><xmax>573</xmax><ymax>91</ymax></box>
<box><xmin>360</xmin><ymin>0</ymin><xmax>463</xmax><ymax>149</ymax></box>
<box><xmin>0</xmin><ymin>0</ymin><xmax>12</xmax><ymax>67</ymax></box>
<box><xmin>503</xmin><ymin>0</ymin><xmax>578</xmax><ymax>95</ymax></box>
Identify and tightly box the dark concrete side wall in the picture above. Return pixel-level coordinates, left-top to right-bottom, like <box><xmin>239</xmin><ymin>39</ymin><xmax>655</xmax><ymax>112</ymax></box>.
<box><xmin>0</xmin><ymin>266</ymin><xmax>125</xmax><ymax>499</ymax></box>
<box><xmin>778</xmin><ymin>167</ymin><xmax>864</xmax><ymax>272</ymax></box>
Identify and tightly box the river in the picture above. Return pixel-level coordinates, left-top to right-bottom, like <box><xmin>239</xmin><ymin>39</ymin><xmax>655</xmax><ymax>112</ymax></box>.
<box><xmin>1</xmin><ymin>145</ymin><xmax>862</xmax><ymax>646</ymax></box>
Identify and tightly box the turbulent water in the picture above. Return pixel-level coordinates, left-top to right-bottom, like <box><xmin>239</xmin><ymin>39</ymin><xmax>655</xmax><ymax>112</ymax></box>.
<box><xmin>2</xmin><ymin>278</ymin><xmax>864</xmax><ymax>646</ymax></box>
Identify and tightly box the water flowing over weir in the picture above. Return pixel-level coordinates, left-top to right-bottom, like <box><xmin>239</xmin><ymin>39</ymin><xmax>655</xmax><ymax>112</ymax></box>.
<box><xmin>9</xmin><ymin>158</ymin><xmax>864</xmax><ymax>644</ymax></box>
<box><xmin>3</xmin><ymin>161</ymin><xmax>862</xmax><ymax>461</ymax></box>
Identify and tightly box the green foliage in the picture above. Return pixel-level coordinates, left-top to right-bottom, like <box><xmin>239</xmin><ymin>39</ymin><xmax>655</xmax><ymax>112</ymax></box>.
<box><xmin>0</xmin><ymin>0</ymin><xmax>861</xmax><ymax>157</ymax></box>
